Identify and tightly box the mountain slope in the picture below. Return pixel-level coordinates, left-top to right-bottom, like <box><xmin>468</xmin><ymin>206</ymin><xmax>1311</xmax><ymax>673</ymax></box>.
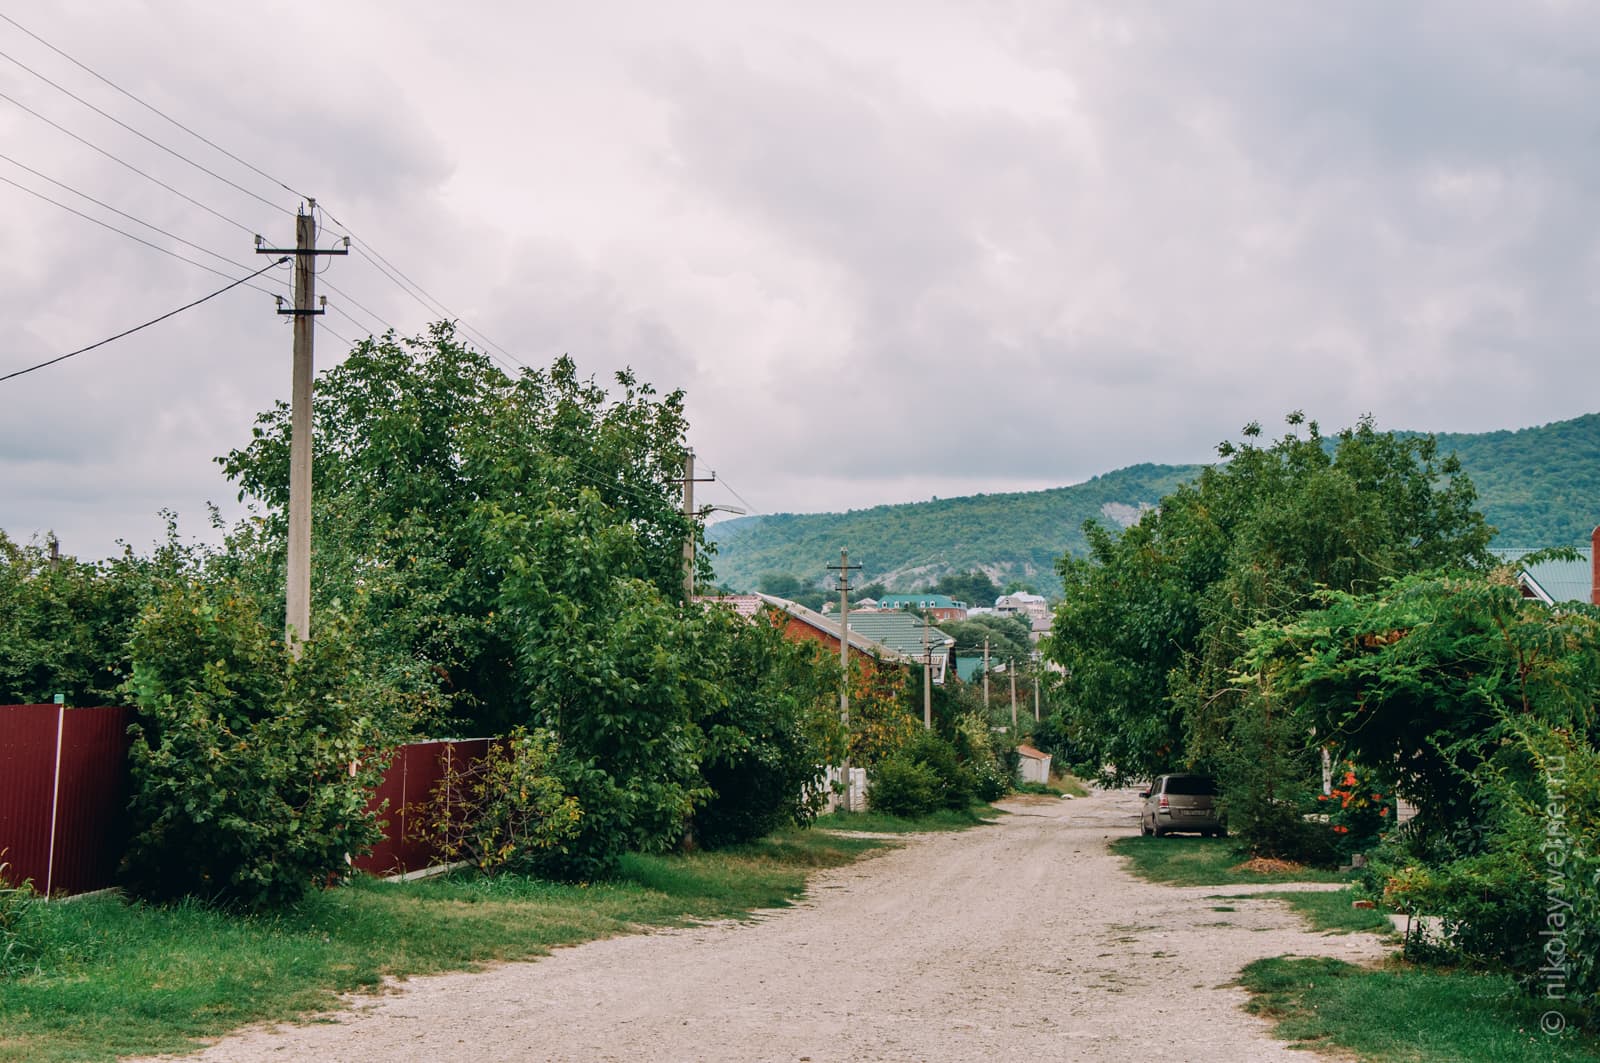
<box><xmin>707</xmin><ymin>413</ymin><xmax>1600</xmax><ymax>595</ymax></box>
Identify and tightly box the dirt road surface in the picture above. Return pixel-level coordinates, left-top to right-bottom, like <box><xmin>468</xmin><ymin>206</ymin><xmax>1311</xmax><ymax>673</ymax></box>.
<box><xmin>151</xmin><ymin>788</ymin><xmax>1388</xmax><ymax>1062</ymax></box>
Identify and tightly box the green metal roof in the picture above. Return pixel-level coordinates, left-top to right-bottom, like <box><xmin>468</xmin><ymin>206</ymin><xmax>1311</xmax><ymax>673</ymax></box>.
<box><xmin>1491</xmin><ymin>547</ymin><xmax>1594</xmax><ymax>604</ymax></box>
<box><xmin>844</xmin><ymin>610</ymin><xmax>954</xmax><ymax>659</ymax></box>
<box><xmin>875</xmin><ymin>593</ymin><xmax>964</xmax><ymax>610</ymax></box>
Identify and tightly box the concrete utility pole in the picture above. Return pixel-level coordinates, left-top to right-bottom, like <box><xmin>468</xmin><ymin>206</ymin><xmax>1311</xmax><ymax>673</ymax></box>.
<box><xmin>678</xmin><ymin>449</ymin><xmax>715</xmax><ymax>599</ymax></box>
<box><xmin>983</xmin><ymin>637</ymin><xmax>990</xmax><ymax>708</ymax></box>
<box><xmin>256</xmin><ymin>201</ymin><xmax>346</xmax><ymax>653</ymax></box>
<box><xmin>827</xmin><ymin>548</ymin><xmax>862</xmax><ymax>811</ymax></box>
<box><xmin>922</xmin><ymin>612</ymin><xmax>932</xmax><ymax>730</ymax></box>
<box><xmin>1010</xmin><ymin>659</ymin><xmax>1018</xmax><ymax>733</ymax></box>
<box><xmin>1034</xmin><ymin>665</ymin><xmax>1041</xmax><ymax>722</ymax></box>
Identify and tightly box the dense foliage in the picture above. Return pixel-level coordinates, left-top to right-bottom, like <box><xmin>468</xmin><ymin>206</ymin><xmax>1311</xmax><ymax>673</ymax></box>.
<box><xmin>216</xmin><ymin>322</ymin><xmax>700</xmax><ymax>736</ymax></box>
<box><xmin>1044</xmin><ymin>414</ymin><xmax>1492</xmax><ymax>791</ymax></box>
<box><xmin>121</xmin><ymin>581</ymin><xmax>429</xmax><ymax>909</ymax></box>
<box><xmin>1251</xmin><ymin>572</ymin><xmax>1600</xmax><ymax>1006</ymax></box>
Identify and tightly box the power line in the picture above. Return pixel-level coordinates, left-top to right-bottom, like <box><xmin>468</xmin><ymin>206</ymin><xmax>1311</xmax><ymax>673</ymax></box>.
<box><xmin>0</xmin><ymin>257</ymin><xmax>286</xmax><ymax>383</ymax></box>
<box><xmin>322</xmin><ymin>204</ymin><xmax>525</xmax><ymax>366</ymax></box>
<box><xmin>0</xmin><ymin>87</ymin><xmax>260</xmax><ymax>235</ymax></box>
<box><xmin>0</xmin><ymin>150</ymin><xmax>282</xmax><ymax>280</ymax></box>
<box><xmin>0</xmin><ymin>44</ymin><xmax>291</xmax><ymax>217</ymax></box>
<box><xmin>0</xmin><ymin>11</ymin><xmax>311</xmax><ymax>203</ymax></box>
<box><xmin>0</xmin><ymin>170</ymin><xmax>287</xmax><ymax>294</ymax></box>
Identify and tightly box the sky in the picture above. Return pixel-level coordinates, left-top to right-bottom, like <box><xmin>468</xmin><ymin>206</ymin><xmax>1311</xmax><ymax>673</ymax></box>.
<box><xmin>2</xmin><ymin>1</ymin><xmax>1598</xmax><ymax>560</ymax></box>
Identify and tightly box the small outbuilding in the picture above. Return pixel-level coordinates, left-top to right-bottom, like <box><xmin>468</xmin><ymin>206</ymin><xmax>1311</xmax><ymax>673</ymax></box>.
<box><xmin>1015</xmin><ymin>743</ymin><xmax>1052</xmax><ymax>786</ymax></box>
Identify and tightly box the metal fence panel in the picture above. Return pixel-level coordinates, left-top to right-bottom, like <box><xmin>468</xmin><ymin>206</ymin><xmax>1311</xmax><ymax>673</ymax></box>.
<box><xmin>0</xmin><ymin>704</ymin><xmax>130</xmax><ymax>895</ymax></box>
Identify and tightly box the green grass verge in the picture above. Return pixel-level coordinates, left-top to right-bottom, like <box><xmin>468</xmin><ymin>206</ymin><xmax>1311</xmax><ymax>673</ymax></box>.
<box><xmin>1111</xmin><ymin>835</ymin><xmax>1354</xmax><ymax>886</ymax></box>
<box><xmin>811</xmin><ymin>803</ymin><xmax>1000</xmax><ymax>834</ymax></box>
<box><xmin>1206</xmin><ymin>886</ymin><xmax>1394</xmax><ymax>934</ymax></box>
<box><xmin>0</xmin><ymin>827</ymin><xmax>887</xmax><ymax>1063</ymax></box>
<box><xmin>1240</xmin><ymin>956</ymin><xmax>1600</xmax><ymax>1062</ymax></box>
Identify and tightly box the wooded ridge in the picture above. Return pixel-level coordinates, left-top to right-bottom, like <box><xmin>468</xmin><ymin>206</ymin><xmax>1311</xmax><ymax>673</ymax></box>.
<box><xmin>707</xmin><ymin>412</ymin><xmax>1600</xmax><ymax>594</ymax></box>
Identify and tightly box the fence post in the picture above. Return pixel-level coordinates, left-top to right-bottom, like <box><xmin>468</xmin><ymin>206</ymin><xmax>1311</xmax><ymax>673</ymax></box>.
<box><xmin>44</xmin><ymin>695</ymin><xmax>65</xmax><ymax>898</ymax></box>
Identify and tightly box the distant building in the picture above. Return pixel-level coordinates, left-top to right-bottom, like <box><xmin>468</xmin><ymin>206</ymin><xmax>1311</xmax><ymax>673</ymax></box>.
<box><xmin>1491</xmin><ymin>530</ymin><xmax>1598</xmax><ymax>606</ymax></box>
<box><xmin>874</xmin><ymin>592</ymin><xmax>967</xmax><ymax>622</ymax></box>
<box><xmin>996</xmin><ymin>592</ymin><xmax>1052</xmax><ymax>642</ymax></box>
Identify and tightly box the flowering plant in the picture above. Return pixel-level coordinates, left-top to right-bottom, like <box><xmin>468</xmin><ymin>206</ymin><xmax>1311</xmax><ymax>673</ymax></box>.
<box><xmin>1319</xmin><ymin>758</ymin><xmax>1393</xmax><ymax>855</ymax></box>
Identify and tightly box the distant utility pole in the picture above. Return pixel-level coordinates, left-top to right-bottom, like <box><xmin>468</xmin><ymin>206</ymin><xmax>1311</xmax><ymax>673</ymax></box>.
<box><xmin>1034</xmin><ymin>664</ymin><xmax>1041</xmax><ymax>722</ymax></box>
<box><xmin>983</xmin><ymin>637</ymin><xmax>991</xmax><ymax>709</ymax></box>
<box><xmin>678</xmin><ymin>449</ymin><xmax>715</xmax><ymax>599</ymax></box>
<box><xmin>922</xmin><ymin>611</ymin><xmax>932</xmax><ymax>730</ymax></box>
<box><xmin>1010</xmin><ymin>659</ymin><xmax>1018</xmax><ymax>733</ymax></box>
<box><xmin>827</xmin><ymin>548</ymin><xmax>862</xmax><ymax>812</ymax></box>
<box><xmin>256</xmin><ymin>200</ymin><xmax>347</xmax><ymax>653</ymax></box>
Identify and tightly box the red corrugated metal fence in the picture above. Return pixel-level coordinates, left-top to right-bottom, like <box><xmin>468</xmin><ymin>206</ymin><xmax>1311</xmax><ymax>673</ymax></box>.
<box><xmin>355</xmin><ymin>739</ymin><xmax>491</xmax><ymax>876</ymax></box>
<box><xmin>0</xmin><ymin>703</ymin><xmax>130</xmax><ymax>895</ymax></box>
<box><xmin>1</xmin><ymin>702</ymin><xmax>492</xmax><ymax>894</ymax></box>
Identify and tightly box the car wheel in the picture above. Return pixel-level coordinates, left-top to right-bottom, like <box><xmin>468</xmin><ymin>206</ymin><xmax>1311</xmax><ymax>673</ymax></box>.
<box><xmin>1151</xmin><ymin>823</ymin><xmax>1165</xmax><ymax>838</ymax></box>
<box><xmin>1141</xmin><ymin>817</ymin><xmax>1153</xmax><ymax>837</ymax></box>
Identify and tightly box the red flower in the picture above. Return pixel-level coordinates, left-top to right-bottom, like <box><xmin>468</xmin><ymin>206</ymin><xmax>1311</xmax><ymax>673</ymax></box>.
<box><xmin>1332</xmin><ymin>825</ymin><xmax>1350</xmax><ymax>834</ymax></box>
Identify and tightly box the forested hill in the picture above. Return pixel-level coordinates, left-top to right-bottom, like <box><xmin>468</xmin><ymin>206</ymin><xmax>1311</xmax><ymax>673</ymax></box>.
<box><xmin>706</xmin><ymin>412</ymin><xmax>1600</xmax><ymax>594</ymax></box>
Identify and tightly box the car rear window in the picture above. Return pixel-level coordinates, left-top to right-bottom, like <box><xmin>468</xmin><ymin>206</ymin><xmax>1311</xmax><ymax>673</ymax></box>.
<box><xmin>1163</xmin><ymin>776</ymin><xmax>1217</xmax><ymax>796</ymax></box>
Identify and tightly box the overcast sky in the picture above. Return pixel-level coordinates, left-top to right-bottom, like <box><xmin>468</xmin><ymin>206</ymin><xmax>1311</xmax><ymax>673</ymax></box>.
<box><xmin>2</xmin><ymin>1</ymin><xmax>1597</xmax><ymax>560</ymax></box>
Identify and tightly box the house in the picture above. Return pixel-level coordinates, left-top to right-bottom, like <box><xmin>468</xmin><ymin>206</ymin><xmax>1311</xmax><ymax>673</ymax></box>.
<box><xmin>873</xmin><ymin>593</ymin><xmax>968</xmax><ymax>622</ymax></box>
<box><xmin>996</xmin><ymin>592</ymin><xmax>1053</xmax><ymax>642</ymax></box>
<box><xmin>843</xmin><ymin>610</ymin><xmax>956</xmax><ymax>683</ymax></box>
<box><xmin>749</xmin><ymin>593</ymin><xmax>917</xmax><ymax>678</ymax></box>
<box><xmin>1491</xmin><ymin>526</ymin><xmax>1598</xmax><ymax>606</ymax></box>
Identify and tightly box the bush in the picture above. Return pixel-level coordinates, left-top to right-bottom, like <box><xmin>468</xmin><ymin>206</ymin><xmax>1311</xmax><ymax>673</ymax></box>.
<box><xmin>411</xmin><ymin>728</ymin><xmax>582</xmax><ymax>873</ymax></box>
<box><xmin>901</xmin><ymin>730</ymin><xmax>975</xmax><ymax>810</ymax></box>
<box><xmin>691</xmin><ymin>609</ymin><xmax>831</xmax><ymax>850</ymax></box>
<box><xmin>121</xmin><ymin>582</ymin><xmax>421</xmax><ymax>909</ymax></box>
<box><xmin>868</xmin><ymin>757</ymin><xmax>945</xmax><ymax>817</ymax></box>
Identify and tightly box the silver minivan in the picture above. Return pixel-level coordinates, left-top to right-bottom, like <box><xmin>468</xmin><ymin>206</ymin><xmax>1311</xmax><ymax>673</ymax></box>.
<box><xmin>1139</xmin><ymin>774</ymin><xmax>1225</xmax><ymax>837</ymax></box>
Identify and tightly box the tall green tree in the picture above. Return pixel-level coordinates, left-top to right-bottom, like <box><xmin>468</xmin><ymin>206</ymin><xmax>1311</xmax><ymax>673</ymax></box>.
<box><xmin>1044</xmin><ymin>413</ymin><xmax>1493</xmax><ymax>785</ymax></box>
<box><xmin>217</xmin><ymin>322</ymin><xmax>700</xmax><ymax>734</ymax></box>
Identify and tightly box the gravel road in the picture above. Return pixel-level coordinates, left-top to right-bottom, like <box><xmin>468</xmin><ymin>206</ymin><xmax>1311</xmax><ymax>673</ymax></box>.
<box><xmin>151</xmin><ymin>787</ymin><xmax>1388</xmax><ymax>1062</ymax></box>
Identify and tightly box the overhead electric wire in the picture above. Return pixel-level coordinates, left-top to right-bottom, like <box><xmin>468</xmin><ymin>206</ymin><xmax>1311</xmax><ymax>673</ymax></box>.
<box><xmin>0</xmin><ymin>171</ymin><xmax>288</xmax><ymax>294</ymax></box>
<box><xmin>0</xmin><ymin>257</ymin><xmax>286</xmax><ymax>383</ymax></box>
<box><xmin>321</xmin><ymin>204</ymin><xmax>525</xmax><ymax>367</ymax></box>
<box><xmin>0</xmin><ymin>150</ymin><xmax>279</xmax><ymax>279</ymax></box>
<box><xmin>0</xmin><ymin>11</ymin><xmax>311</xmax><ymax>203</ymax></box>
<box><xmin>0</xmin><ymin>45</ymin><xmax>291</xmax><ymax>217</ymax></box>
<box><xmin>0</xmin><ymin>87</ymin><xmax>260</xmax><ymax>235</ymax></box>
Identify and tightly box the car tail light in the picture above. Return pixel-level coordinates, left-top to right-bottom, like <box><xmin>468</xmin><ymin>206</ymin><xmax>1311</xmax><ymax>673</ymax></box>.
<box><xmin>1158</xmin><ymin>795</ymin><xmax>1169</xmax><ymax>809</ymax></box>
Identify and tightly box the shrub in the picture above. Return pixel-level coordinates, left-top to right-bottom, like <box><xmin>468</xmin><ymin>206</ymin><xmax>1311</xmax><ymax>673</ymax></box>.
<box><xmin>121</xmin><ymin>582</ymin><xmax>420</xmax><ymax>909</ymax></box>
<box><xmin>411</xmin><ymin>728</ymin><xmax>582</xmax><ymax>873</ymax></box>
<box><xmin>868</xmin><ymin>757</ymin><xmax>944</xmax><ymax>817</ymax></box>
<box><xmin>952</xmin><ymin>710</ymin><xmax>1012</xmax><ymax>802</ymax></box>
<box><xmin>900</xmin><ymin>730</ymin><xmax>975</xmax><ymax>810</ymax></box>
<box><xmin>691</xmin><ymin>608</ymin><xmax>831</xmax><ymax>850</ymax></box>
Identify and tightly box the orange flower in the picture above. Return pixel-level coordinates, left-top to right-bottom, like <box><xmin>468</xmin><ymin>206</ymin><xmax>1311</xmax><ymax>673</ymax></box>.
<box><xmin>1332</xmin><ymin>825</ymin><xmax>1350</xmax><ymax>833</ymax></box>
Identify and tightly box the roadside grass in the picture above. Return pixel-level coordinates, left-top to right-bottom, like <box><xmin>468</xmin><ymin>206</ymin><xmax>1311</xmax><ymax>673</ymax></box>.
<box><xmin>0</xmin><ymin>825</ymin><xmax>893</xmax><ymax>1063</ymax></box>
<box><xmin>1053</xmin><ymin>773</ymin><xmax>1090</xmax><ymax>798</ymax></box>
<box><xmin>1240</xmin><ymin>956</ymin><xmax>1600</xmax><ymax>1062</ymax></box>
<box><xmin>1111</xmin><ymin>835</ymin><xmax>1354</xmax><ymax>886</ymax></box>
<box><xmin>1205</xmin><ymin>886</ymin><xmax>1394</xmax><ymax>936</ymax></box>
<box><xmin>812</xmin><ymin>803</ymin><xmax>1000</xmax><ymax>834</ymax></box>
